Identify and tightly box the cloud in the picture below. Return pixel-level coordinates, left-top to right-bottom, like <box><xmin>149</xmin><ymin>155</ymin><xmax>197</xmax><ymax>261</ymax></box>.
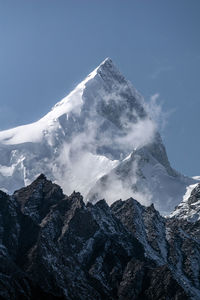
<box><xmin>52</xmin><ymin>107</ymin><xmax>157</xmax><ymax>199</ymax></box>
<box><xmin>150</xmin><ymin>66</ymin><xmax>174</xmax><ymax>80</ymax></box>
<box><xmin>144</xmin><ymin>93</ymin><xmax>173</xmax><ymax>132</ymax></box>
<box><xmin>53</xmin><ymin>140</ymin><xmax>118</xmax><ymax>197</ymax></box>
<box><xmin>87</xmin><ymin>155</ymin><xmax>153</xmax><ymax>207</ymax></box>
<box><xmin>150</xmin><ymin>93</ymin><xmax>160</xmax><ymax>102</ymax></box>
<box><xmin>115</xmin><ymin>118</ymin><xmax>156</xmax><ymax>151</ymax></box>
<box><xmin>50</xmin><ymin>79</ymin><xmax>166</xmax><ymax>205</ymax></box>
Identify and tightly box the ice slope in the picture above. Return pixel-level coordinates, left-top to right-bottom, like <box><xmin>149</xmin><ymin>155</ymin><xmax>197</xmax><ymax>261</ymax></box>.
<box><xmin>0</xmin><ymin>58</ymin><xmax>197</xmax><ymax>214</ymax></box>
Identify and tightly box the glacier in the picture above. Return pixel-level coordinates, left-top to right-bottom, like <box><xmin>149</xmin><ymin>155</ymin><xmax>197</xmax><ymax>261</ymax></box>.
<box><xmin>0</xmin><ymin>58</ymin><xmax>198</xmax><ymax>214</ymax></box>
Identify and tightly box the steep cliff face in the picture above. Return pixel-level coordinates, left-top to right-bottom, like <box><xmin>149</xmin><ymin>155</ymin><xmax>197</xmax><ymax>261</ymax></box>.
<box><xmin>111</xmin><ymin>195</ymin><xmax>200</xmax><ymax>299</ymax></box>
<box><xmin>0</xmin><ymin>58</ymin><xmax>196</xmax><ymax>215</ymax></box>
<box><xmin>0</xmin><ymin>175</ymin><xmax>200</xmax><ymax>299</ymax></box>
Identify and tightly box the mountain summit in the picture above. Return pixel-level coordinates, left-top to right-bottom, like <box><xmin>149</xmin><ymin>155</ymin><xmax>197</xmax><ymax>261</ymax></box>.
<box><xmin>0</xmin><ymin>58</ymin><xmax>197</xmax><ymax>214</ymax></box>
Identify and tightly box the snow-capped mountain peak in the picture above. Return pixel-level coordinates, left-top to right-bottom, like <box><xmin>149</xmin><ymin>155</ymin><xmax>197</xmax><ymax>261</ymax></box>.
<box><xmin>0</xmin><ymin>58</ymin><xmax>110</xmax><ymax>146</ymax></box>
<box><xmin>0</xmin><ymin>57</ymin><xmax>142</xmax><ymax>146</ymax></box>
<box><xmin>0</xmin><ymin>58</ymin><xmax>197</xmax><ymax>214</ymax></box>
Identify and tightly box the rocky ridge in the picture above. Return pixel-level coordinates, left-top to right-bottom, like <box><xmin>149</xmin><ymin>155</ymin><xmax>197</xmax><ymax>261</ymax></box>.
<box><xmin>0</xmin><ymin>175</ymin><xmax>200</xmax><ymax>299</ymax></box>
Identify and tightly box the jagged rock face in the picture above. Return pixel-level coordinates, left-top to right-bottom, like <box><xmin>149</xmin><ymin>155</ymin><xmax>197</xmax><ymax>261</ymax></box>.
<box><xmin>1</xmin><ymin>176</ymin><xmax>200</xmax><ymax>299</ymax></box>
<box><xmin>13</xmin><ymin>173</ymin><xmax>64</xmax><ymax>224</ymax></box>
<box><xmin>0</xmin><ymin>58</ymin><xmax>196</xmax><ymax>215</ymax></box>
<box><xmin>111</xmin><ymin>198</ymin><xmax>168</xmax><ymax>264</ymax></box>
<box><xmin>170</xmin><ymin>183</ymin><xmax>200</xmax><ymax>222</ymax></box>
<box><xmin>111</xmin><ymin>188</ymin><xmax>200</xmax><ymax>299</ymax></box>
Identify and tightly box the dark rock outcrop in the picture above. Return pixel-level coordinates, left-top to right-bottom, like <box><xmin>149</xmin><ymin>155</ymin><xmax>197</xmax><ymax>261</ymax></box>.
<box><xmin>0</xmin><ymin>175</ymin><xmax>199</xmax><ymax>299</ymax></box>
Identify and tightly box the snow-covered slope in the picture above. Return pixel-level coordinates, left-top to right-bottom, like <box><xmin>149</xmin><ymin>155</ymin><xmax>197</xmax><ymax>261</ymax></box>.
<box><xmin>0</xmin><ymin>58</ymin><xmax>197</xmax><ymax>214</ymax></box>
<box><xmin>87</xmin><ymin>137</ymin><xmax>196</xmax><ymax>215</ymax></box>
<box><xmin>170</xmin><ymin>182</ymin><xmax>200</xmax><ymax>221</ymax></box>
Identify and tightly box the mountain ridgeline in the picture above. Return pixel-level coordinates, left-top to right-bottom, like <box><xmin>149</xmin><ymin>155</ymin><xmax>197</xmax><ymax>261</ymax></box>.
<box><xmin>0</xmin><ymin>58</ymin><xmax>197</xmax><ymax>215</ymax></box>
<box><xmin>0</xmin><ymin>175</ymin><xmax>200</xmax><ymax>299</ymax></box>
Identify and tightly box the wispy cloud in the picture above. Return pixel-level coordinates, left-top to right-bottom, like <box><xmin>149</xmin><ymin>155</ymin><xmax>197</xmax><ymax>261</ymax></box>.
<box><xmin>144</xmin><ymin>93</ymin><xmax>175</xmax><ymax>133</ymax></box>
<box><xmin>150</xmin><ymin>66</ymin><xmax>174</xmax><ymax>80</ymax></box>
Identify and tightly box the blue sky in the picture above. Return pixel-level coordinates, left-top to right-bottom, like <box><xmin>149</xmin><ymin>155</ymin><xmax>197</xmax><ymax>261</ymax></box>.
<box><xmin>0</xmin><ymin>0</ymin><xmax>199</xmax><ymax>176</ymax></box>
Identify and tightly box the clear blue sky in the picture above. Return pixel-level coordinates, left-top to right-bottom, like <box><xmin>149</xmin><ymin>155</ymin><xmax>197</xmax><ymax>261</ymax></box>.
<box><xmin>0</xmin><ymin>0</ymin><xmax>199</xmax><ymax>176</ymax></box>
